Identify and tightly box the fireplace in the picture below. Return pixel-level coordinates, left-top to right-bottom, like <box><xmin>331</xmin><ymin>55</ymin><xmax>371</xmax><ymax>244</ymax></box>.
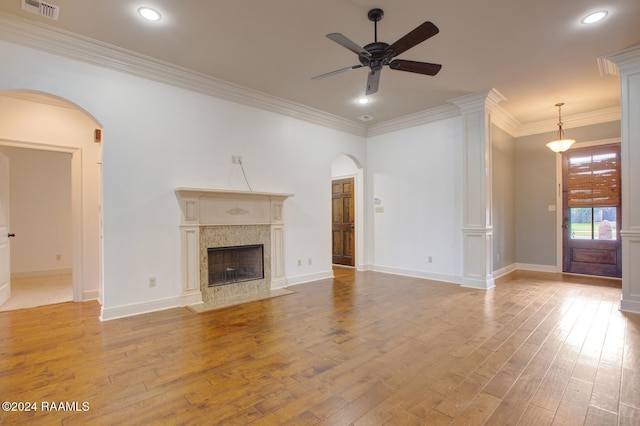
<box><xmin>208</xmin><ymin>244</ymin><xmax>264</xmax><ymax>286</ymax></box>
<box><xmin>175</xmin><ymin>188</ymin><xmax>294</xmax><ymax>308</ymax></box>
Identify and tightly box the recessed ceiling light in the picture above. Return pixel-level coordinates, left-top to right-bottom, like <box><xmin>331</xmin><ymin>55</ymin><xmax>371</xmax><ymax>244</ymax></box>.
<box><xmin>581</xmin><ymin>10</ymin><xmax>608</xmax><ymax>24</ymax></box>
<box><xmin>138</xmin><ymin>7</ymin><xmax>162</xmax><ymax>21</ymax></box>
<box><xmin>357</xmin><ymin>97</ymin><xmax>370</xmax><ymax>105</ymax></box>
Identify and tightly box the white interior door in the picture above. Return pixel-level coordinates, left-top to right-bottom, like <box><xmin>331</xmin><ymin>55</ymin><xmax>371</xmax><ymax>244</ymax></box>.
<box><xmin>0</xmin><ymin>151</ymin><xmax>11</xmax><ymax>305</ymax></box>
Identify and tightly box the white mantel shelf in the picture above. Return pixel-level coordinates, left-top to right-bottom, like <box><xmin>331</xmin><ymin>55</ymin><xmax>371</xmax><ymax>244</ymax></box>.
<box><xmin>175</xmin><ymin>187</ymin><xmax>294</xmax><ymax>199</ymax></box>
<box><xmin>174</xmin><ymin>187</ymin><xmax>294</xmax><ymax>307</ymax></box>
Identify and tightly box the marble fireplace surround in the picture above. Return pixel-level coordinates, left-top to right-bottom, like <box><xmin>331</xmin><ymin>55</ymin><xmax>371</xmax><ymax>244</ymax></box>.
<box><xmin>175</xmin><ymin>188</ymin><xmax>294</xmax><ymax>311</ymax></box>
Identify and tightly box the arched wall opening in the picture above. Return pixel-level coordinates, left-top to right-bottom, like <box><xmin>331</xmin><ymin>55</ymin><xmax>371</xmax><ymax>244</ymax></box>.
<box><xmin>0</xmin><ymin>90</ymin><xmax>103</xmax><ymax>305</ymax></box>
<box><xmin>331</xmin><ymin>154</ymin><xmax>365</xmax><ymax>270</ymax></box>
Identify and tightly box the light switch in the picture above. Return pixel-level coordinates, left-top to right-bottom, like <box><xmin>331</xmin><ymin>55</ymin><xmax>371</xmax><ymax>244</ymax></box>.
<box><xmin>548</xmin><ymin>205</ymin><xmax>556</xmax><ymax>212</ymax></box>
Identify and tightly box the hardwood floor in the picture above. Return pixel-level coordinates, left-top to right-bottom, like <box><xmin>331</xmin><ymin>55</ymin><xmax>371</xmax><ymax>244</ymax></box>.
<box><xmin>0</xmin><ymin>269</ymin><xmax>638</xmax><ymax>425</ymax></box>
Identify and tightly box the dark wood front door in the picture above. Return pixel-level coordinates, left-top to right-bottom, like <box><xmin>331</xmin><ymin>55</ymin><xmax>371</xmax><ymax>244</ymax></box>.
<box><xmin>562</xmin><ymin>144</ymin><xmax>621</xmax><ymax>278</ymax></box>
<box><xmin>332</xmin><ymin>178</ymin><xmax>355</xmax><ymax>266</ymax></box>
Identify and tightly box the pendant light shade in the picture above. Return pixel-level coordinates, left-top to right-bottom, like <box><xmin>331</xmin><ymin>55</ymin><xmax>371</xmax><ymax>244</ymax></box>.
<box><xmin>546</xmin><ymin>103</ymin><xmax>575</xmax><ymax>153</ymax></box>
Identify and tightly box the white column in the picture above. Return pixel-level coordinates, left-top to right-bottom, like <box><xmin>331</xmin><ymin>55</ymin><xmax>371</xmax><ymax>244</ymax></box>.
<box><xmin>451</xmin><ymin>89</ymin><xmax>506</xmax><ymax>289</ymax></box>
<box><xmin>606</xmin><ymin>45</ymin><xmax>640</xmax><ymax>313</ymax></box>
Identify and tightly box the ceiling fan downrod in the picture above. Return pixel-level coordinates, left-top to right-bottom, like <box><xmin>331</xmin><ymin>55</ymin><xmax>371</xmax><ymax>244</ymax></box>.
<box><xmin>368</xmin><ymin>8</ymin><xmax>384</xmax><ymax>42</ymax></box>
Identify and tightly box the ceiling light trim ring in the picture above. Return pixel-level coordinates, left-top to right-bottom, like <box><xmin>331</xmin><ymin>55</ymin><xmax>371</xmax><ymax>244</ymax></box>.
<box><xmin>138</xmin><ymin>7</ymin><xmax>162</xmax><ymax>21</ymax></box>
<box><xmin>581</xmin><ymin>10</ymin><xmax>608</xmax><ymax>24</ymax></box>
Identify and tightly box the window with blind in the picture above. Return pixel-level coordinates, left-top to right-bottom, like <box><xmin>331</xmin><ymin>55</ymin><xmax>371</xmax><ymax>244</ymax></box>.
<box><xmin>566</xmin><ymin>145</ymin><xmax>620</xmax><ymax>240</ymax></box>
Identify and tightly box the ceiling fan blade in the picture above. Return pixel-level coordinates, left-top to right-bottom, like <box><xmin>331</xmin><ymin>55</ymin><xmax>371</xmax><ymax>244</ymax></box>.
<box><xmin>365</xmin><ymin>70</ymin><xmax>381</xmax><ymax>95</ymax></box>
<box><xmin>389</xmin><ymin>59</ymin><xmax>442</xmax><ymax>76</ymax></box>
<box><xmin>387</xmin><ymin>21</ymin><xmax>439</xmax><ymax>57</ymax></box>
<box><xmin>326</xmin><ymin>33</ymin><xmax>371</xmax><ymax>57</ymax></box>
<box><xmin>311</xmin><ymin>65</ymin><xmax>364</xmax><ymax>80</ymax></box>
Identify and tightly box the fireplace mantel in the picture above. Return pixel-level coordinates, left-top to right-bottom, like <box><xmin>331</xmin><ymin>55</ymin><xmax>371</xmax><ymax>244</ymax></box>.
<box><xmin>175</xmin><ymin>187</ymin><xmax>294</xmax><ymax>226</ymax></box>
<box><xmin>175</xmin><ymin>188</ymin><xmax>294</xmax><ymax>307</ymax></box>
<box><xmin>175</xmin><ymin>187</ymin><xmax>294</xmax><ymax>199</ymax></box>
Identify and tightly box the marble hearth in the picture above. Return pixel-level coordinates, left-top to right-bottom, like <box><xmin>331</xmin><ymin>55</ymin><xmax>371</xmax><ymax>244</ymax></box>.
<box><xmin>175</xmin><ymin>188</ymin><xmax>294</xmax><ymax>310</ymax></box>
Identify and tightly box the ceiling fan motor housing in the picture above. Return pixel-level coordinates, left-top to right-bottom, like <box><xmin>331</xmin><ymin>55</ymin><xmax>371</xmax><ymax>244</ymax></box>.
<box><xmin>359</xmin><ymin>42</ymin><xmax>392</xmax><ymax>71</ymax></box>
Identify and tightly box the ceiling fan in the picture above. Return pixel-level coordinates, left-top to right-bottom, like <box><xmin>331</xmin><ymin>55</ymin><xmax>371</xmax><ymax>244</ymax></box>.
<box><xmin>312</xmin><ymin>8</ymin><xmax>442</xmax><ymax>96</ymax></box>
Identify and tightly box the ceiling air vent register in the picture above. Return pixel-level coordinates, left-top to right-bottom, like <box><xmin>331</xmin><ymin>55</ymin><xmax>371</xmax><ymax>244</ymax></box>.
<box><xmin>21</xmin><ymin>0</ymin><xmax>59</xmax><ymax>21</ymax></box>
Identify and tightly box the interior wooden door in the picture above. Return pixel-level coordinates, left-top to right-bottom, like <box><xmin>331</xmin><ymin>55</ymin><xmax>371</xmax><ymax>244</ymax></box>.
<box><xmin>332</xmin><ymin>177</ymin><xmax>355</xmax><ymax>267</ymax></box>
<box><xmin>562</xmin><ymin>144</ymin><xmax>621</xmax><ymax>278</ymax></box>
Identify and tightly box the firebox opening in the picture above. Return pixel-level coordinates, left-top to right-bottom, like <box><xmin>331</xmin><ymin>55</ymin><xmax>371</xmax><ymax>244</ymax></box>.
<box><xmin>207</xmin><ymin>244</ymin><xmax>264</xmax><ymax>287</ymax></box>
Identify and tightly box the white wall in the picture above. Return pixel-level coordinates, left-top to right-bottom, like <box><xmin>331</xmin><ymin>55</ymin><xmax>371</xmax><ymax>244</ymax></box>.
<box><xmin>0</xmin><ymin>40</ymin><xmax>366</xmax><ymax>317</ymax></box>
<box><xmin>0</xmin><ymin>146</ymin><xmax>72</xmax><ymax>274</ymax></box>
<box><xmin>366</xmin><ymin>117</ymin><xmax>463</xmax><ymax>282</ymax></box>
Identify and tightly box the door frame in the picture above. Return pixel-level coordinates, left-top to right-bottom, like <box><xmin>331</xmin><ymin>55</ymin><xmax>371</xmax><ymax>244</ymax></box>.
<box><xmin>0</xmin><ymin>139</ymin><xmax>84</xmax><ymax>302</ymax></box>
<box><xmin>332</xmin><ymin>170</ymin><xmax>364</xmax><ymax>270</ymax></box>
<box><xmin>554</xmin><ymin>137</ymin><xmax>620</xmax><ymax>273</ymax></box>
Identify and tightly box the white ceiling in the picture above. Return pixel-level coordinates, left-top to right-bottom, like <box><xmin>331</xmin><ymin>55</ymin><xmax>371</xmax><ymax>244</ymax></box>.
<box><xmin>1</xmin><ymin>0</ymin><xmax>639</xmax><ymax>127</ymax></box>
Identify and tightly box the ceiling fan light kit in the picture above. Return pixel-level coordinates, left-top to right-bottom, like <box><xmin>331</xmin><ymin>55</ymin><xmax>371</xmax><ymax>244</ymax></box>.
<box><xmin>312</xmin><ymin>8</ymin><xmax>442</xmax><ymax>96</ymax></box>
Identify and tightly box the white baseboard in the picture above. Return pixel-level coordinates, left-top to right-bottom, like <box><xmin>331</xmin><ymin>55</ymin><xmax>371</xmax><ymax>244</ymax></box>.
<box><xmin>461</xmin><ymin>276</ymin><xmax>495</xmax><ymax>290</ymax></box>
<box><xmin>100</xmin><ymin>296</ymin><xmax>181</xmax><ymax>321</ymax></box>
<box><xmin>82</xmin><ymin>289</ymin><xmax>100</xmax><ymax>302</ymax></box>
<box><xmin>0</xmin><ymin>281</ymin><xmax>8</xmax><ymax>305</ymax></box>
<box><xmin>11</xmin><ymin>268</ymin><xmax>72</xmax><ymax>279</ymax></box>
<box><xmin>515</xmin><ymin>263</ymin><xmax>558</xmax><ymax>273</ymax></box>
<box><xmin>372</xmin><ymin>265</ymin><xmax>461</xmax><ymax>285</ymax></box>
<box><xmin>493</xmin><ymin>264</ymin><xmax>518</xmax><ymax>279</ymax></box>
<box><xmin>620</xmin><ymin>298</ymin><xmax>640</xmax><ymax>314</ymax></box>
<box><xmin>356</xmin><ymin>263</ymin><xmax>370</xmax><ymax>271</ymax></box>
<box><xmin>285</xmin><ymin>270</ymin><xmax>334</xmax><ymax>287</ymax></box>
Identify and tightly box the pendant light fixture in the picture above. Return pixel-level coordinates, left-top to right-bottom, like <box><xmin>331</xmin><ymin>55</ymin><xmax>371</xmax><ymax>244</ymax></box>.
<box><xmin>546</xmin><ymin>103</ymin><xmax>575</xmax><ymax>153</ymax></box>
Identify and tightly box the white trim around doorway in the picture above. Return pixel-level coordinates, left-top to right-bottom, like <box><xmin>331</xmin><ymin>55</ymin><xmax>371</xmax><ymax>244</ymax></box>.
<box><xmin>0</xmin><ymin>139</ymin><xmax>86</xmax><ymax>302</ymax></box>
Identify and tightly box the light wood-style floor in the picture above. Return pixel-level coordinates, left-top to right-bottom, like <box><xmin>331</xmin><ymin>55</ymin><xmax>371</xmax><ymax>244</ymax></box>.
<box><xmin>0</xmin><ymin>268</ymin><xmax>638</xmax><ymax>425</ymax></box>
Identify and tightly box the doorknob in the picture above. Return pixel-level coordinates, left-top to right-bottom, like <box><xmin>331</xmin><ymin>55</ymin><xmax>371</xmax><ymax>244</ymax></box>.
<box><xmin>7</xmin><ymin>233</ymin><xmax>15</xmax><ymax>238</ymax></box>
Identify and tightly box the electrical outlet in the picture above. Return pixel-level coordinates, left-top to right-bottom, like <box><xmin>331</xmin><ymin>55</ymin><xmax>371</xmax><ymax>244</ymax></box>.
<box><xmin>428</xmin><ymin>256</ymin><xmax>432</xmax><ymax>263</ymax></box>
<box><xmin>231</xmin><ymin>155</ymin><xmax>242</xmax><ymax>164</ymax></box>
<box><xmin>56</xmin><ymin>254</ymin><xmax>61</xmax><ymax>261</ymax></box>
<box><xmin>297</xmin><ymin>259</ymin><xmax>301</xmax><ymax>267</ymax></box>
<box><xmin>308</xmin><ymin>258</ymin><xmax>312</xmax><ymax>265</ymax></box>
<box><xmin>149</xmin><ymin>277</ymin><xmax>156</xmax><ymax>288</ymax></box>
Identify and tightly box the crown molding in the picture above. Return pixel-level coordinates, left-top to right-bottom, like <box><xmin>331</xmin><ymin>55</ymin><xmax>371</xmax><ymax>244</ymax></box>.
<box><xmin>366</xmin><ymin>104</ymin><xmax>460</xmax><ymax>137</ymax></box>
<box><xmin>515</xmin><ymin>106</ymin><xmax>620</xmax><ymax>137</ymax></box>
<box><xmin>597</xmin><ymin>57</ymin><xmax>618</xmax><ymax>76</ymax></box>
<box><xmin>602</xmin><ymin>44</ymin><xmax>640</xmax><ymax>72</ymax></box>
<box><xmin>449</xmin><ymin>88</ymin><xmax>506</xmax><ymax>114</ymax></box>
<box><xmin>0</xmin><ymin>11</ymin><xmax>367</xmax><ymax>137</ymax></box>
<box><xmin>489</xmin><ymin>104</ymin><xmax>521</xmax><ymax>136</ymax></box>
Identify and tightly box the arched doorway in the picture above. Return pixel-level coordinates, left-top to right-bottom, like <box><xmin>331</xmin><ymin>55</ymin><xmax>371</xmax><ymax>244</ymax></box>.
<box><xmin>0</xmin><ymin>90</ymin><xmax>103</xmax><ymax>309</ymax></box>
<box><xmin>331</xmin><ymin>154</ymin><xmax>364</xmax><ymax>269</ymax></box>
